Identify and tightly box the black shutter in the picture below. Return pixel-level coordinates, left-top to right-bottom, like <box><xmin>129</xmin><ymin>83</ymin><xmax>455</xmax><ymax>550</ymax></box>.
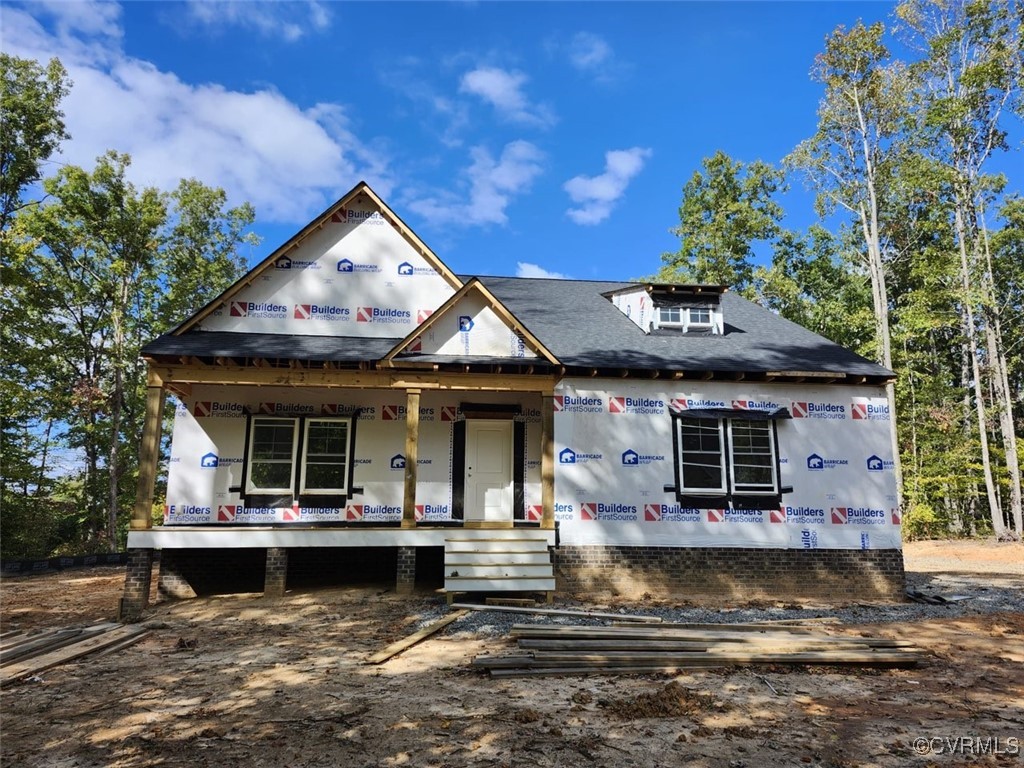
<box><xmin>451</xmin><ymin>420</ymin><xmax>465</xmax><ymax>520</ymax></box>
<box><xmin>513</xmin><ymin>420</ymin><xmax>525</xmax><ymax>520</ymax></box>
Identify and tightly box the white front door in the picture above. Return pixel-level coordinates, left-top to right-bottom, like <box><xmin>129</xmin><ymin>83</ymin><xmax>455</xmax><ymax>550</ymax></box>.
<box><xmin>465</xmin><ymin>419</ymin><xmax>513</xmax><ymax>522</ymax></box>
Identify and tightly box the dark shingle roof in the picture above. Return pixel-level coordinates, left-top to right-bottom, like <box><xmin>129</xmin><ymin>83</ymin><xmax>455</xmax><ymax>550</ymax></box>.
<box><xmin>475</xmin><ymin>276</ymin><xmax>891</xmax><ymax>377</ymax></box>
<box><xmin>142</xmin><ymin>332</ymin><xmax>400</xmax><ymax>362</ymax></box>
<box><xmin>143</xmin><ymin>277</ymin><xmax>891</xmax><ymax>378</ymax></box>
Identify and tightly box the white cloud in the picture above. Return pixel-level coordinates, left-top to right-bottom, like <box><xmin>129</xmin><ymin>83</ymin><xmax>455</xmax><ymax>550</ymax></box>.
<box><xmin>459</xmin><ymin>66</ymin><xmax>555</xmax><ymax>128</ymax></box>
<box><xmin>568</xmin><ymin>32</ymin><xmax>611</xmax><ymax>71</ymax></box>
<box><xmin>516</xmin><ymin>262</ymin><xmax>569</xmax><ymax>279</ymax></box>
<box><xmin>564</xmin><ymin>147</ymin><xmax>652</xmax><ymax>225</ymax></box>
<box><xmin>409</xmin><ymin>140</ymin><xmax>544</xmax><ymax>227</ymax></box>
<box><xmin>182</xmin><ymin>1</ymin><xmax>331</xmax><ymax>42</ymax></box>
<box><xmin>1</xmin><ymin>3</ymin><xmax>388</xmax><ymax>224</ymax></box>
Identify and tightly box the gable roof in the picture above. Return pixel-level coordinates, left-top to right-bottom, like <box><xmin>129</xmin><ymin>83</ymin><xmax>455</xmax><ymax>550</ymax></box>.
<box><xmin>381</xmin><ymin>278</ymin><xmax>560</xmax><ymax>366</ymax></box>
<box><xmin>172</xmin><ymin>181</ymin><xmax>462</xmax><ymax>335</ymax></box>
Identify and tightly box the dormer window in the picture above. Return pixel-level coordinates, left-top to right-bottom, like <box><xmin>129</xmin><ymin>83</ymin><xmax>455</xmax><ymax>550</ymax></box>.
<box><xmin>658</xmin><ymin>307</ymin><xmax>683</xmax><ymax>326</ymax></box>
<box><xmin>688</xmin><ymin>307</ymin><xmax>711</xmax><ymax>326</ymax></box>
<box><xmin>603</xmin><ymin>283</ymin><xmax>728</xmax><ymax>335</ymax></box>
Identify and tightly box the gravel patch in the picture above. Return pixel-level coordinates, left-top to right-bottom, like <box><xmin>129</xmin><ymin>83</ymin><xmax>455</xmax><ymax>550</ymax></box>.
<box><xmin>437</xmin><ymin>570</ymin><xmax>1024</xmax><ymax>639</ymax></box>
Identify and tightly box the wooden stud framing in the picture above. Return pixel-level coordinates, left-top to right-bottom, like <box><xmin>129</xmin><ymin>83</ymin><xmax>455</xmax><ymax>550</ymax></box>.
<box><xmin>131</xmin><ymin>381</ymin><xmax>165</xmax><ymax>530</ymax></box>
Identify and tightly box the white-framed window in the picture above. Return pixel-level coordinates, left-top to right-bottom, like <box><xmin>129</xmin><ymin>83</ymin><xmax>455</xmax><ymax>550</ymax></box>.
<box><xmin>247</xmin><ymin>417</ymin><xmax>299</xmax><ymax>494</ymax></box>
<box><xmin>688</xmin><ymin>307</ymin><xmax>712</xmax><ymax>326</ymax></box>
<box><xmin>300</xmin><ymin>418</ymin><xmax>350</xmax><ymax>494</ymax></box>
<box><xmin>674</xmin><ymin>416</ymin><xmax>779</xmax><ymax>496</ymax></box>
<box><xmin>245</xmin><ymin>416</ymin><xmax>352</xmax><ymax>496</ymax></box>
<box><xmin>658</xmin><ymin>306</ymin><xmax>683</xmax><ymax>326</ymax></box>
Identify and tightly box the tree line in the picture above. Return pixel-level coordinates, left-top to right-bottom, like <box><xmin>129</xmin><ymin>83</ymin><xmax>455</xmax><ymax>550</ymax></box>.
<box><xmin>1</xmin><ymin>54</ymin><xmax>257</xmax><ymax>558</ymax></box>
<box><xmin>652</xmin><ymin>0</ymin><xmax>1023</xmax><ymax>541</ymax></box>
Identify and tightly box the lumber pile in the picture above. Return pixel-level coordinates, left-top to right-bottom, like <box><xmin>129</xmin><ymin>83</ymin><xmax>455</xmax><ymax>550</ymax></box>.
<box><xmin>472</xmin><ymin>622</ymin><xmax>925</xmax><ymax>678</ymax></box>
<box><xmin>1</xmin><ymin>623</ymin><xmax>150</xmax><ymax>687</ymax></box>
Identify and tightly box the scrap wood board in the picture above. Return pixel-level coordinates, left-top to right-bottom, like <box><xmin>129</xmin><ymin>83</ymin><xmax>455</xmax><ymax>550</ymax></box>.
<box><xmin>367</xmin><ymin>610</ymin><xmax>469</xmax><ymax>665</ymax></box>
<box><xmin>1</xmin><ymin>625</ymin><xmax>148</xmax><ymax>687</ymax></box>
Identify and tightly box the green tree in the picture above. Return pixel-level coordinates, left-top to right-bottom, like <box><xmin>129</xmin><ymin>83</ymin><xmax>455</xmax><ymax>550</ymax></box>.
<box><xmin>0</xmin><ymin>55</ymin><xmax>70</xmax><ymax>233</ymax></box>
<box><xmin>653</xmin><ymin>150</ymin><xmax>786</xmax><ymax>297</ymax></box>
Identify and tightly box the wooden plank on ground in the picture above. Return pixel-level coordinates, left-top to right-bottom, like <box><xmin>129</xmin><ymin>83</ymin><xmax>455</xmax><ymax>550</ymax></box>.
<box><xmin>366</xmin><ymin>610</ymin><xmax>468</xmax><ymax>665</ymax></box>
<box><xmin>1</xmin><ymin>629</ymin><xmax>85</xmax><ymax>665</ymax></box>
<box><xmin>450</xmin><ymin>603</ymin><xmax>662</xmax><ymax>623</ymax></box>
<box><xmin>0</xmin><ymin>625</ymin><xmax>147</xmax><ymax>686</ymax></box>
<box><xmin>488</xmin><ymin>665</ymin><xmax>718</xmax><ymax>678</ymax></box>
<box><xmin>91</xmin><ymin>631</ymin><xmax>151</xmax><ymax>658</ymax></box>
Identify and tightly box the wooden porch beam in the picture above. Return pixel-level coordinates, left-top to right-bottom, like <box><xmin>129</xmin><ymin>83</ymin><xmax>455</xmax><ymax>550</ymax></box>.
<box><xmin>402</xmin><ymin>389</ymin><xmax>421</xmax><ymax>529</ymax></box>
<box><xmin>131</xmin><ymin>381</ymin><xmax>165</xmax><ymax>530</ymax></box>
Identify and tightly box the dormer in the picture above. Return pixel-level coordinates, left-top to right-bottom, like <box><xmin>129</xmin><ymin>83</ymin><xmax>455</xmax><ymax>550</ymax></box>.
<box><xmin>603</xmin><ymin>284</ymin><xmax>728</xmax><ymax>336</ymax></box>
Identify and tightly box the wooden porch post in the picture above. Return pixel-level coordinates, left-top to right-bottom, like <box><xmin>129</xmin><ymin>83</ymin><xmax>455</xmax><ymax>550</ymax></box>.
<box><xmin>131</xmin><ymin>377</ymin><xmax>165</xmax><ymax>530</ymax></box>
<box><xmin>541</xmin><ymin>394</ymin><xmax>555</xmax><ymax>530</ymax></box>
<box><xmin>401</xmin><ymin>388</ymin><xmax>421</xmax><ymax>529</ymax></box>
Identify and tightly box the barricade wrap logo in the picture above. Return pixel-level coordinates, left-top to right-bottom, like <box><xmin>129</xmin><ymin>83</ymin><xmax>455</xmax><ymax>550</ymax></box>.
<box><xmin>852</xmin><ymin>399</ymin><xmax>891</xmax><ymax>421</ymax></box>
<box><xmin>866</xmin><ymin>455</ymin><xmax>896</xmax><ymax>472</ymax></box>
<box><xmin>773</xmin><ymin>506</ymin><xmax>826</xmax><ymax>524</ymax></box>
<box><xmin>644</xmin><ymin>504</ymin><xmax>701</xmax><ymax>522</ymax></box>
<box><xmin>390</xmin><ymin>454</ymin><xmax>406</xmax><ymax>470</ymax></box>
<box><xmin>830</xmin><ymin>506</ymin><xmax>887</xmax><ymax>525</ymax></box>
<box><xmin>193</xmin><ymin>401</ymin><xmax>244</xmax><ymax>418</ymax></box>
<box><xmin>707</xmin><ymin>509</ymin><xmax>765</xmax><ymax>523</ymax></box>
<box><xmin>228</xmin><ymin>301</ymin><xmax>287</xmax><ymax>319</ymax></box>
<box><xmin>791</xmin><ymin>401</ymin><xmax>846</xmax><ymax>420</ymax></box>
<box><xmin>200</xmin><ymin>452</ymin><xmax>219</xmax><ymax>468</ymax></box>
<box><xmin>293</xmin><ymin>303</ymin><xmax>350</xmax><ymax>321</ymax></box>
<box><xmin>356</xmin><ymin>306</ymin><xmax>412</xmax><ymax>324</ymax></box>
<box><xmin>336</xmin><ymin>257</ymin><xmax>381</xmax><ymax>273</ymax></box>
<box><xmin>397</xmin><ymin>261</ymin><xmax>438</xmax><ymax>277</ymax></box>
<box><xmin>559</xmin><ymin>447</ymin><xmax>602</xmax><ymax>464</ymax></box>
<box><xmin>276</xmin><ymin>255</ymin><xmax>320</xmax><ymax>270</ymax></box>
<box><xmin>806</xmin><ymin>453</ymin><xmax>849</xmax><ymax>471</ymax></box>
<box><xmin>580</xmin><ymin>502</ymin><xmax>637</xmax><ymax>521</ymax></box>
<box><xmin>553</xmin><ymin>395</ymin><xmax>604</xmax><ymax>413</ymax></box>
<box><xmin>609</xmin><ymin>396</ymin><xmax>665</xmax><ymax>415</ymax></box>
<box><xmin>621</xmin><ymin>448</ymin><xmax>665</xmax><ymax>466</ymax></box>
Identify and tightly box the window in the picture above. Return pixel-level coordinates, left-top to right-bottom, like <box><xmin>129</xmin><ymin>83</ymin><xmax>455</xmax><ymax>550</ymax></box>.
<box><xmin>672</xmin><ymin>415</ymin><xmax>781</xmax><ymax>504</ymax></box>
<box><xmin>688</xmin><ymin>307</ymin><xmax>712</xmax><ymax>326</ymax></box>
<box><xmin>300</xmin><ymin>419</ymin><xmax>349</xmax><ymax>494</ymax></box>
<box><xmin>245</xmin><ymin>416</ymin><xmax>352</xmax><ymax>497</ymax></box>
<box><xmin>658</xmin><ymin>306</ymin><xmax>682</xmax><ymax>325</ymax></box>
<box><xmin>247</xmin><ymin>418</ymin><xmax>298</xmax><ymax>493</ymax></box>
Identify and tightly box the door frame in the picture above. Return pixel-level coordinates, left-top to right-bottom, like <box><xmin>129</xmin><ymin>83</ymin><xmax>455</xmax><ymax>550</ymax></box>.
<box><xmin>463</xmin><ymin>418</ymin><xmax>514</xmax><ymax>527</ymax></box>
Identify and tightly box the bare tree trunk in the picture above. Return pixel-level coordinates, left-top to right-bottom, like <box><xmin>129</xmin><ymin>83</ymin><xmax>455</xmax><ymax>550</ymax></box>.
<box><xmin>953</xmin><ymin>202</ymin><xmax>1003</xmax><ymax>537</ymax></box>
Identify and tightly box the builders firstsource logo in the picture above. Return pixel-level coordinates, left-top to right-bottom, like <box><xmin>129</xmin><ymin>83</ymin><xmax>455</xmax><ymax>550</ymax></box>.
<box><xmin>771</xmin><ymin>506</ymin><xmax>826</xmax><ymax>525</ymax></box>
<box><xmin>579</xmin><ymin>502</ymin><xmax>637</xmax><ymax>521</ymax></box>
<box><xmin>331</xmin><ymin>207</ymin><xmax>385</xmax><ymax>227</ymax></box>
<box><xmin>731</xmin><ymin>399</ymin><xmax>781</xmax><ymax>412</ymax></box>
<box><xmin>381</xmin><ymin>404</ymin><xmax>436</xmax><ymax>421</ymax></box>
<box><xmin>669</xmin><ymin>397</ymin><xmax>727</xmax><ymax>412</ymax></box>
<box><xmin>355</xmin><ymin>306</ymin><xmax>412</xmax><ymax>324</ymax></box>
<box><xmin>706</xmin><ymin>508</ymin><xmax>765</xmax><ymax>523</ymax></box>
<box><xmin>229</xmin><ymin>301</ymin><xmax>288</xmax><ymax>319</ymax></box>
<box><xmin>608</xmin><ymin>396</ymin><xmax>665</xmax><ymax>415</ymax></box>
<box><xmin>852</xmin><ymin>398</ymin><xmax>891</xmax><ymax>421</ymax></box>
<box><xmin>791</xmin><ymin>401</ymin><xmax>846</xmax><ymax>420</ymax></box>
<box><xmin>830</xmin><ymin>506</ymin><xmax>887</xmax><ymax>525</ymax></box>
<box><xmin>192</xmin><ymin>401</ymin><xmax>244</xmax><ymax>418</ymax></box>
<box><xmin>644</xmin><ymin>503</ymin><xmax>700</xmax><ymax>522</ymax></box>
<box><xmin>293</xmin><ymin>304</ymin><xmax>351</xmax><ymax>322</ymax></box>
<box><xmin>257</xmin><ymin>402</ymin><xmax>315</xmax><ymax>415</ymax></box>
<box><xmin>554</xmin><ymin>395</ymin><xmax>604</xmax><ymax>413</ymax></box>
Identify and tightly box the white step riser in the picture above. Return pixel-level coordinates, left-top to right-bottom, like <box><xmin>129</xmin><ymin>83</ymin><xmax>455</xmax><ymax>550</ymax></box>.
<box><xmin>445</xmin><ymin>577</ymin><xmax>557</xmax><ymax>592</ymax></box>
<box><xmin>445</xmin><ymin>556</ymin><xmax>550</xmax><ymax>567</ymax></box>
<box><xmin>446</xmin><ymin>564</ymin><xmax>554</xmax><ymax>578</ymax></box>
<box><xmin>445</xmin><ymin>540</ymin><xmax>549</xmax><ymax>554</ymax></box>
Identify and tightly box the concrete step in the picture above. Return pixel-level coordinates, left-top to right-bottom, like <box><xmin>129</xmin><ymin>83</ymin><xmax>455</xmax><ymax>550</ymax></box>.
<box><xmin>445</xmin><ymin>576</ymin><xmax>557</xmax><ymax>592</ymax></box>
<box><xmin>445</xmin><ymin>563</ymin><xmax>554</xmax><ymax>579</ymax></box>
<box><xmin>445</xmin><ymin>538</ymin><xmax>549</xmax><ymax>554</ymax></box>
<box><xmin>444</xmin><ymin>551</ymin><xmax>551</xmax><ymax>566</ymax></box>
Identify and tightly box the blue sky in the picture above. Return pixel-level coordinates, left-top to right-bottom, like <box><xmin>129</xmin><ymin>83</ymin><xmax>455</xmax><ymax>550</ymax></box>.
<box><xmin>8</xmin><ymin>0</ymin><xmax>1015</xmax><ymax>282</ymax></box>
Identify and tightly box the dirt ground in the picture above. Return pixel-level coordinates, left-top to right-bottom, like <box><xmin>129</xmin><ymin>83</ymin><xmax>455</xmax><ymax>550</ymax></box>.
<box><xmin>2</xmin><ymin>540</ymin><xmax>1022</xmax><ymax>768</ymax></box>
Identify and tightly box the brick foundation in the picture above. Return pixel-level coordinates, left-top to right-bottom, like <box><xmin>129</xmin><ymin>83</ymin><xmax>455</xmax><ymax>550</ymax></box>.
<box><xmin>119</xmin><ymin>548</ymin><xmax>154</xmax><ymax>620</ymax></box>
<box><xmin>553</xmin><ymin>546</ymin><xmax>905</xmax><ymax>602</ymax></box>
<box><xmin>396</xmin><ymin>546</ymin><xmax>416</xmax><ymax>594</ymax></box>
<box><xmin>264</xmin><ymin>547</ymin><xmax>288</xmax><ymax>597</ymax></box>
<box><xmin>159</xmin><ymin>549</ymin><xmax>266</xmax><ymax>597</ymax></box>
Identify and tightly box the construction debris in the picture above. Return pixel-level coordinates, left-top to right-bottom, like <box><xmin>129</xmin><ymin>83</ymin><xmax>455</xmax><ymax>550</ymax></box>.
<box><xmin>367</xmin><ymin>609</ymin><xmax>469</xmax><ymax>664</ymax></box>
<box><xmin>472</xmin><ymin>622</ymin><xmax>926</xmax><ymax>678</ymax></box>
<box><xmin>1</xmin><ymin>623</ymin><xmax>149</xmax><ymax>687</ymax></box>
